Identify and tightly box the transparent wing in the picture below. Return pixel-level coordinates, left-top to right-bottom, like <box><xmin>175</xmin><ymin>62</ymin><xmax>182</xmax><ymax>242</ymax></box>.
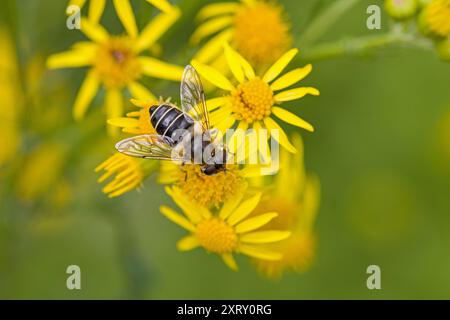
<box><xmin>180</xmin><ymin>65</ymin><xmax>210</xmax><ymax>130</ymax></box>
<box><xmin>115</xmin><ymin>135</ymin><xmax>187</xmax><ymax>161</ymax></box>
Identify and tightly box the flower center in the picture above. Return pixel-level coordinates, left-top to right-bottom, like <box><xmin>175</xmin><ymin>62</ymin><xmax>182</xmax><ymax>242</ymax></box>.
<box><xmin>233</xmin><ymin>1</ymin><xmax>291</xmax><ymax>65</ymax></box>
<box><xmin>94</xmin><ymin>36</ymin><xmax>141</xmax><ymax>89</ymax></box>
<box><xmin>231</xmin><ymin>77</ymin><xmax>274</xmax><ymax>123</ymax></box>
<box><xmin>175</xmin><ymin>165</ymin><xmax>246</xmax><ymax>209</ymax></box>
<box><xmin>424</xmin><ymin>0</ymin><xmax>450</xmax><ymax>37</ymax></box>
<box><xmin>196</xmin><ymin>218</ymin><xmax>238</xmax><ymax>254</ymax></box>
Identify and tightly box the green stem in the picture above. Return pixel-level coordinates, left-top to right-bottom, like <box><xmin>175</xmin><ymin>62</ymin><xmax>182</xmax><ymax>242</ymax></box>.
<box><xmin>297</xmin><ymin>0</ymin><xmax>362</xmax><ymax>48</ymax></box>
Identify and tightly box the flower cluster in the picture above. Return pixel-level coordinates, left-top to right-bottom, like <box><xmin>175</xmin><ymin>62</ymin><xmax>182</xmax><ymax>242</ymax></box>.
<box><xmin>47</xmin><ymin>0</ymin><xmax>321</xmax><ymax>276</ymax></box>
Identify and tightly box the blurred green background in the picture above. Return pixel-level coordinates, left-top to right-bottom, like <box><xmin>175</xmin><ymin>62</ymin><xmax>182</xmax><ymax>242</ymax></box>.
<box><xmin>1</xmin><ymin>0</ymin><xmax>450</xmax><ymax>299</ymax></box>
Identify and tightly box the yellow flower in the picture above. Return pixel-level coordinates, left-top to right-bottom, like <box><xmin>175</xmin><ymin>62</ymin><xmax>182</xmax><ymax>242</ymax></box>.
<box><xmin>0</xmin><ymin>28</ymin><xmax>22</xmax><ymax>166</ymax></box>
<box><xmin>47</xmin><ymin>6</ymin><xmax>182</xmax><ymax>134</ymax></box>
<box><xmin>157</xmin><ymin>162</ymin><xmax>259</xmax><ymax>209</ymax></box>
<box><xmin>95</xmin><ymin>152</ymin><xmax>158</xmax><ymax>198</ymax></box>
<box><xmin>161</xmin><ymin>187</ymin><xmax>291</xmax><ymax>271</ymax></box>
<box><xmin>420</xmin><ymin>0</ymin><xmax>450</xmax><ymax>37</ymax></box>
<box><xmin>192</xmin><ymin>45</ymin><xmax>319</xmax><ymax>154</ymax></box>
<box><xmin>97</xmin><ymin>98</ymin><xmax>163</xmax><ymax>197</ymax></box>
<box><xmin>192</xmin><ymin>0</ymin><xmax>292</xmax><ymax>66</ymax></box>
<box><xmin>250</xmin><ymin>134</ymin><xmax>320</xmax><ymax>279</ymax></box>
<box><xmin>68</xmin><ymin>0</ymin><xmax>175</xmax><ymax>29</ymax></box>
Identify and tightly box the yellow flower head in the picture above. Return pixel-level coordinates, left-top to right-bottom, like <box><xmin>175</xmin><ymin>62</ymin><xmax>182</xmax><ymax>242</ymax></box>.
<box><xmin>157</xmin><ymin>162</ymin><xmax>255</xmax><ymax>209</ymax></box>
<box><xmin>420</xmin><ymin>0</ymin><xmax>450</xmax><ymax>37</ymax></box>
<box><xmin>68</xmin><ymin>0</ymin><xmax>175</xmax><ymax>28</ymax></box>
<box><xmin>161</xmin><ymin>187</ymin><xmax>291</xmax><ymax>271</ymax></box>
<box><xmin>48</xmin><ymin>3</ymin><xmax>182</xmax><ymax>134</ymax></box>
<box><xmin>95</xmin><ymin>152</ymin><xmax>158</xmax><ymax>198</ymax></box>
<box><xmin>107</xmin><ymin>98</ymin><xmax>160</xmax><ymax>135</ymax></box>
<box><xmin>193</xmin><ymin>0</ymin><xmax>292</xmax><ymax>66</ymax></box>
<box><xmin>192</xmin><ymin>45</ymin><xmax>319</xmax><ymax>155</ymax></box>
<box><xmin>250</xmin><ymin>134</ymin><xmax>320</xmax><ymax>279</ymax></box>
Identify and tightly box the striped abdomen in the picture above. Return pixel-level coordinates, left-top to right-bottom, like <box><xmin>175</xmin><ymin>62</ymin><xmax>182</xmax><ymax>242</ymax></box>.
<box><xmin>149</xmin><ymin>104</ymin><xmax>194</xmax><ymax>141</ymax></box>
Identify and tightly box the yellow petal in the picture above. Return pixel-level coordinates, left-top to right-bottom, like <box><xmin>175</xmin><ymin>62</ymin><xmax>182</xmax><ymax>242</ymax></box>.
<box><xmin>270</xmin><ymin>64</ymin><xmax>313</xmax><ymax>91</ymax></box>
<box><xmin>128</xmin><ymin>81</ymin><xmax>156</xmax><ymax>102</ymax></box>
<box><xmin>224</xmin><ymin>43</ymin><xmax>245</xmax><ymax>83</ymax></box>
<box><xmin>160</xmin><ymin>206</ymin><xmax>196</xmax><ymax>232</ymax></box>
<box><xmin>226</xmin><ymin>121</ymin><xmax>248</xmax><ymax>157</ymax></box>
<box><xmin>272</xmin><ymin>107</ymin><xmax>314</xmax><ymax>132</ymax></box>
<box><xmin>80</xmin><ymin>18</ymin><xmax>109</xmax><ymax>43</ymax></box>
<box><xmin>191</xmin><ymin>16</ymin><xmax>233</xmax><ymax>45</ymax></box>
<box><xmin>263</xmin><ymin>48</ymin><xmax>299</xmax><ymax>83</ymax></box>
<box><xmin>165</xmin><ymin>187</ymin><xmax>210</xmax><ymax>223</ymax></box>
<box><xmin>135</xmin><ymin>7</ymin><xmax>180</xmax><ymax>52</ymax></box>
<box><xmin>177</xmin><ymin>236</ymin><xmax>200</xmax><ymax>251</ymax></box>
<box><xmin>219</xmin><ymin>189</ymin><xmax>245</xmax><ymax>220</ymax></box>
<box><xmin>240</xmin><ymin>230</ymin><xmax>291</xmax><ymax>244</ymax></box>
<box><xmin>191</xmin><ymin>60</ymin><xmax>235</xmax><ymax>91</ymax></box>
<box><xmin>193</xmin><ymin>29</ymin><xmax>233</xmax><ymax>63</ymax></box>
<box><xmin>88</xmin><ymin>0</ymin><xmax>106</xmax><ymax>23</ymax></box>
<box><xmin>146</xmin><ymin>0</ymin><xmax>175</xmax><ymax>13</ymax></box>
<box><xmin>235</xmin><ymin>212</ymin><xmax>278</xmax><ymax>234</ymax></box>
<box><xmin>263</xmin><ymin>117</ymin><xmax>297</xmax><ymax>154</ymax></box>
<box><xmin>46</xmin><ymin>49</ymin><xmax>94</xmax><ymax>69</ymax></box>
<box><xmin>107</xmin><ymin>117</ymin><xmax>139</xmax><ymax>128</ymax></box>
<box><xmin>113</xmin><ymin>0</ymin><xmax>138</xmax><ymax>38</ymax></box>
<box><xmin>227</xmin><ymin>192</ymin><xmax>262</xmax><ymax>226</ymax></box>
<box><xmin>139</xmin><ymin>57</ymin><xmax>184</xmax><ymax>81</ymax></box>
<box><xmin>73</xmin><ymin>71</ymin><xmax>100</xmax><ymax>121</ymax></box>
<box><xmin>274</xmin><ymin>87</ymin><xmax>320</xmax><ymax>102</ymax></box>
<box><xmin>234</xmin><ymin>49</ymin><xmax>255</xmax><ymax>80</ymax></box>
<box><xmin>216</xmin><ymin>116</ymin><xmax>236</xmax><ymax>133</ymax></box>
<box><xmin>197</xmin><ymin>3</ymin><xmax>239</xmax><ymax>21</ymax></box>
<box><xmin>222</xmin><ymin>253</ymin><xmax>238</xmax><ymax>271</ymax></box>
<box><xmin>130</xmin><ymin>98</ymin><xmax>148</xmax><ymax>108</ymax></box>
<box><xmin>105</xmin><ymin>89</ymin><xmax>124</xmax><ymax>136</ymax></box>
<box><xmin>210</xmin><ymin>105</ymin><xmax>232</xmax><ymax>126</ymax></box>
<box><xmin>238</xmin><ymin>244</ymin><xmax>282</xmax><ymax>261</ymax></box>
<box><xmin>252</xmin><ymin>121</ymin><xmax>271</xmax><ymax>164</ymax></box>
<box><xmin>103</xmin><ymin>174</ymin><xmax>138</xmax><ymax>194</ymax></box>
<box><xmin>206</xmin><ymin>97</ymin><xmax>229</xmax><ymax>112</ymax></box>
<box><xmin>108</xmin><ymin>184</ymin><xmax>137</xmax><ymax>198</ymax></box>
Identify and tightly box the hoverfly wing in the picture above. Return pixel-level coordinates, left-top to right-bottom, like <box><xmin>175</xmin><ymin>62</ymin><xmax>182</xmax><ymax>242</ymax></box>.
<box><xmin>115</xmin><ymin>134</ymin><xmax>187</xmax><ymax>161</ymax></box>
<box><xmin>180</xmin><ymin>65</ymin><xmax>210</xmax><ymax>131</ymax></box>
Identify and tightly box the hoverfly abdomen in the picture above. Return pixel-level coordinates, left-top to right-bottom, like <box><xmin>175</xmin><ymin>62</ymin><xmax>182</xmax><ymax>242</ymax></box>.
<box><xmin>150</xmin><ymin>104</ymin><xmax>194</xmax><ymax>140</ymax></box>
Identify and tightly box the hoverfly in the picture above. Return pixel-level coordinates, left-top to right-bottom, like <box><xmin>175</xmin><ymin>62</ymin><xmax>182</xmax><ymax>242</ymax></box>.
<box><xmin>115</xmin><ymin>65</ymin><xmax>228</xmax><ymax>176</ymax></box>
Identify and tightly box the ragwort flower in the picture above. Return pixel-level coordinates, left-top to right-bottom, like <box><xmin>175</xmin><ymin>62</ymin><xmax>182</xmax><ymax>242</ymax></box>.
<box><xmin>192</xmin><ymin>45</ymin><xmax>319</xmax><ymax>154</ymax></box>
<box><xmin>192</xmin><ymin>0</ymin><xmax>292</xmax><ymax>66</ymax></box>
<box><xmin>68</xmin><ymin>0</ymin><xmax>175</xmax><ymax>29</ymax></box>
<box><xmin>419</xmin><ymin>0</ymin><xmax>450</xmax><ymax>37</ymax></box>
<box><xmin>47</xmin><ymin>6</ymin><xmax>182</xmax><ymax>134</ymax></box>
<box><xmin>250</xmin><ymin>134</ymin><xmax>320</xmax><ymax>278</ymax></box>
